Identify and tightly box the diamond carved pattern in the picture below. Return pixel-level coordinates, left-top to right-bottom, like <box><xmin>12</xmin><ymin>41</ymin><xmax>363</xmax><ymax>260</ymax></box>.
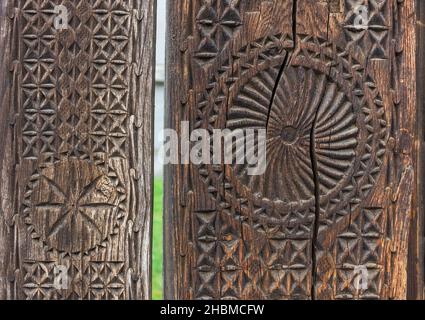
<box><xmin>21</xmin><ymin>0</ymin><xmax>58</xmax><ymax>161</ymax></box>
<box><xmin>20</xmin><ymin>0</ymin><xmax>131</xmax><ymax>161</ymax></box>
<box><xmin>260</xmin><ymin>239</ymin><xmax>311</xmax><ymax>299</ymax></box>
<box><xmin>85</xmin><ymin>262</ymin><xmax>125</xmax><ymax>300</ymax></box>
<box><xmin>194</xmin><ymin>209</ymin><xmax>311</xmax><ymax>300</ymax></box>
<box><xmin>343</xmin><ymin>0</ymin><xmax>390</xmax><ymax>59</ymax></box>
<box><xmin>22</xmin><ymin>262</ymin><xmax>59</xmax><ymax>300</ymax></box>
<box><xmin>15</xmin><ymin>0</ymin><xmax>145</xmax><ymax>300</ymax></box>
<box><xmin>195</xmin><ymin>0</ymin><xmax>242</xmax><ymax>64</ymax></box>
<box><xmin>22</xmin><ymin>260</ymin><xmax>126</xmax><ymax>300</ymax></box>
<box><xmin>334</xmin><ymin>208</ymin><xmax>385</xmax><ymax>299</ymax></box>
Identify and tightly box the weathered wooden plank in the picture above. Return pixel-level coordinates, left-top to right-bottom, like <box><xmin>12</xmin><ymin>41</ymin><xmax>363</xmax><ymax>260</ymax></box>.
<box><xmin>413</xmin><ymin>0</ymin><xmax>425</xmax><ymax>300</ymax></box>
<box><xmin>165</xmin><ymin>0</ymin><xmax>419</xmax><ymax>300</ymax></box>
<box><xmin>0</xmin><ymin>0</ymin><xmax>155</xmax><ymax>300</ymax></box>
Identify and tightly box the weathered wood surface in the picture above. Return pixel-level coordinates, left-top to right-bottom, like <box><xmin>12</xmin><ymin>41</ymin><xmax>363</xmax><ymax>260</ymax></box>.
<box><xmin>414</xmin><ymin>0</ymin><xmax>425</xmax><ymax>301</ymax></box>
<box><xmin>0</xmin><ymin>0</ymin><xmax>155</xmax><ymax>300</ymax></box>
<box><xmin>165</xmin><ymin>0</ymin><xmax>420</xmax><ymax>300</ymax></box>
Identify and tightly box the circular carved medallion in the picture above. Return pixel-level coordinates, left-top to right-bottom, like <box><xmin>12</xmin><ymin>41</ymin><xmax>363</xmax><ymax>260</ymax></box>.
<box><xmin>227</xmin><ymin>65</ymin><xmax>358</xmax><ymax>205</ymax></box>
<box><xmin>23</xmin><ymin>159</ymin><xmax>126</xmax><ymax>253</ymax></box>
<box><xmin>196</xmin><ymin>35</ymin><xmax>388</xmax><ymax>238</ymax></box>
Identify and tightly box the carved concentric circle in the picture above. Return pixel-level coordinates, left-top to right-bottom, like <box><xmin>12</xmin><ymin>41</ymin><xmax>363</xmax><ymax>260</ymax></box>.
<box><xmin>196</xmin><ymin>34</ymin><xmax>388</xmax><ymax>238</ymax></box>
<box><xmin>227</xmin><ymin>65</ymin><xmax>358</xmax><ymax>204</ymax></box>
<box><xmin>23</xmin><ymin>159</ymin><xmax>127</xmax><ymax>254</ymax></box>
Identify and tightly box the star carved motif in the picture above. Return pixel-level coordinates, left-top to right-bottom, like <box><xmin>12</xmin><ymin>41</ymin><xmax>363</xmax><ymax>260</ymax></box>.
<box><xmin>26</xmin><ymin>160</ymin><xmax>125</xmax><ymax>253</ymax></box>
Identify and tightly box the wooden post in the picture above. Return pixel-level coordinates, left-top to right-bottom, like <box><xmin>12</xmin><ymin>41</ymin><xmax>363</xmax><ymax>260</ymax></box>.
<box><xmin>0</xmin><ymin>0</ymin><xmax>155</xmax><ymax>300</ymax></box>
<box><xmin>413</xmin><ymin>0</ymin><xmax>425</xmax><ymax>300</ymax></box>
<box><xmin>165</xmin><ymin>0</ymin><xmax>421</xmax><ymax>300</ymax></box>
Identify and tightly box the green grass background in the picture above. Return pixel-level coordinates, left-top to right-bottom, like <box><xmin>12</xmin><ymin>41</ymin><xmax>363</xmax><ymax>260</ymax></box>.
<box><xmin>152</xmin><ymin>178</ymin><xmax>163</xmax><ymax>300</ymax></box>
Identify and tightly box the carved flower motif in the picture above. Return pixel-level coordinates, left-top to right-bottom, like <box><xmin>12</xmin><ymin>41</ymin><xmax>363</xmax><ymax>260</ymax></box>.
<box><xmin>197</xmin><ymin>35</ymin><xmax>388</xmax><ymax>237</ymax></box>
<box><xmin>25</xmin><ymin>160</ymin><xmax>126</xmax><ymax>253</ymax></box>
<box><xmin>227</xmin><ymin>65</ymin><xmax>358</xmax><ymax>204</ymax></box>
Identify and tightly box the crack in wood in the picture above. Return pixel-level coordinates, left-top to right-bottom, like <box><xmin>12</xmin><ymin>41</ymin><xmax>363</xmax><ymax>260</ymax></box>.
<box><xmin>266</xmin><ymin>0</ymin><xmax>298</xmax><ymax>129</ymax></box>
<box><xmin>310</xmin><ymin>83</ymin><xmax>325</xmax><ymax>301</ymax></box>
<box><xmin>166</xmin><ymin>0</ymin><xmax>418</xmax><ymax>301</ymax></box>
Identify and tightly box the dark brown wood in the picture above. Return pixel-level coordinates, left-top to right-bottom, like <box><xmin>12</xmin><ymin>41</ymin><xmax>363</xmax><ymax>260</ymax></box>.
<box><xmin>0</xmin><ymin>0</ymin><xmax>155</xmax><ymax>300</ymax></box>
<box><xmin>413</xmin><ymin>0</ymin><xmax>425</xmax><ymax>300</ymax></box>
<box><xmin>165</xmin><ymin>0</ymin><xmax>419</xmax><ymax>300</ymax></box>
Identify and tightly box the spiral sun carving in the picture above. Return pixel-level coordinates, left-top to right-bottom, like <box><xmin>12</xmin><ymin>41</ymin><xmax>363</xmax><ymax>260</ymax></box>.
<box><xmin>228</xmin><ymin>66</ymin><xmax>358</xmax><ymax>205</ymax></box>
<box><xmin>197</xmin><ymin>34</ymin><xmax>388</xmax><ymax>238</ymax></box>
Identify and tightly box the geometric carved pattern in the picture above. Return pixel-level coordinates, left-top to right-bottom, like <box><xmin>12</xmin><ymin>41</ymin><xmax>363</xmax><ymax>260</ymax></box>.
<box><xmin>85</xmin><ymin>262</ymin><xmax>125</xmax><ymax>300</ymax></box>
<box><xmin>22</xmin><ymin>260</ymin><xmax>125</xmax><ymax>300</ymax></box>
<box><xmin>22</xmin><ymin>262</ymin><xmax>61</xmax><ymax>300</ymax></box>
<box><xmin>22</xmin><ymin>260</ymin><xmax>83</xmax><ymax>300</ymax></box>
<box><xmin>334</xmin><ymin>208</ymin><xmax>384</xmax><ymax>299</ymax></box>
<box><xmin>23</xmin><ymin>159</ymin><xmax>127</xmax><ymax>254</ymax></box>
<box><xmin>21</xmin><ymin>0</ymin><xmax>58</xmax><ymax>161</ymax></box>
<box><xmin>195</xmin><ymin>210</ymin><xmax>240</xmax><ymax>299</ymax></box>
<box><xmin>196</xmin><ymin>33</ymin><xmax>387</xmax><ymax>239</ymax></box>
<box><xmin>167</xmin><ymin>0</ymin><xmax>413</xmax><ymax>301</ymax></box>
<box><xmin>56</xmin><ymin>1</ymin><xmax>91</xmax><ymax>158</ymax></box>
<box><xmin>193</xmin><ymin>32</ymin><xmax>388</xmax><ymax>299</ymax></box>
<box><xmin>195</xmin><ymin>0</ymin><xmax>242</xmax><ymax>64</ymax></box>
<box><xmin>89</xmin><ymin>0</ymin><xmax>131</xmax><ymax>161</ymax></box>
<box><xmin>260</xmin><ymin>238</ymin><xmax>311</xmax><ymax>299</ymax></box>
<box><xmin>293</xmin><ymin>36</ymin><xmax>388</xmax><ymax>231</ymax></box>
<box><xmin>194</xmin><ymin>209</ymin><xmax>311</xmax><ymax>300</ymax></box>
<box><xmin>343</xmin><ymin>0</ymin><xmax>390</xmax><ymax>59</ymax></box>
<box><xmin>21</xmin><ymin>0</ymin><xmax>130</xmax><ymax>161</ymax></box>
<box><xmin>9</xmin><ymin>0</ymin><xmax>152</xmax><ymax>300</ymax></box>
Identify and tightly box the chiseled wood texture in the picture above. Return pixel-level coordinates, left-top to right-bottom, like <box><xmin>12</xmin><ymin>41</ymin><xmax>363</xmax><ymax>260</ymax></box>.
<box><xmin>165</xmin><ymin>0</ymin><xmax>419</xmax><ymax>300</ymax></box>
<box><xmin>0</xmin><ymin>0</ymin><xmax>155</xmax><ymax>299</ymax></box>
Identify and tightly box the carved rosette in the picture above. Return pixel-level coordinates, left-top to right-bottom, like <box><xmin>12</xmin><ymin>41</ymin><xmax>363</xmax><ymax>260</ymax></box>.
<box><xmin>7</xmin><ymin>0</ymin><xmax>152</xmax><ymax>300</ymax></box>
<box><xmin>23</xmin><ymin>159</ymin><xmax>127</xmax><ymax>254</ymax></box>
<box><xmin>196</xmin><ymin>34</ymin><xmax>388</xmax><ymax>240</ymax></box>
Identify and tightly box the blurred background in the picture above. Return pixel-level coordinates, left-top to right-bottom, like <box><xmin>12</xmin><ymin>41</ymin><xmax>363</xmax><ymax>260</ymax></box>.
<box><xmin>153</xmin><ymin>0</ymin><xmax>166</xmax><ymax>300</ymax></box>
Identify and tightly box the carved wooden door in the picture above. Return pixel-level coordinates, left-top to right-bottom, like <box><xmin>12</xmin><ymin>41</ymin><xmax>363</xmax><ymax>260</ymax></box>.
<box><xmin>0</xmin><ymin>0</ymin><xmax>155</xmax><ymax>299</ymax></box>
<box><xmin>165</xmin><ymin>0</ymin><xmax>421</xmax><ymax>300</ymax></box>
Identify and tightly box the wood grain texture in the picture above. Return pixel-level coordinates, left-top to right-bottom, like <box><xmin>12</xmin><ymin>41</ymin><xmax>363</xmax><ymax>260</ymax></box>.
<box><xmin>411</xmin><ymin>0</ymin><xmax>425</xmax><ymax>300</ymax></box>
<box><xmin>165</xmin><ymin>0</ymin><xmax>420</xmax><ymax>300</ymax></box>
<box><xmin>0</xmin><ymin>0</ymin><xmax>155</xmax><ymax>300</ymax></box>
